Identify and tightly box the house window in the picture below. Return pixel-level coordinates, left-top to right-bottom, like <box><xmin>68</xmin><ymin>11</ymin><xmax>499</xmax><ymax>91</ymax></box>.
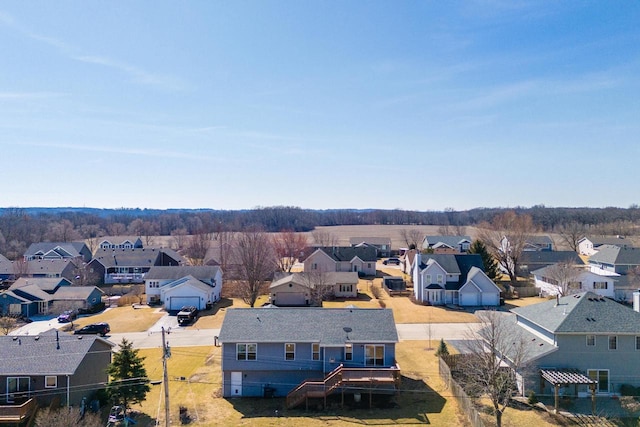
<box><xmin>636</xmin><ymin>336</ymin><xmax>640</xmax><ymax>350</ymax></box>
<box><xmin>594</xmin><ymin>282</ymin><xmax>608</xmax><ymax>290</ymax></box>
<box><xmin>340</xmin><ymin>284</ymin><xmax>353</xmax><ymax>293</ymax></box>
<box><xmin>312</xmin><ymin>343</ymin><xmax>320</xmax><ymax>361</ymax></box>
<box><xmin>345</xmin><ymin>344</ymin><xmax>353</xmax><ymax>361</ymax></box>
<box><xmin>425</xmin><ymin>274</ymin><xmax>431</xmax><ymax>283</ymax></box>
<box><xmin>608</xmin><ymin>336</ymin><xmax>617</xmax><ymax>350</ymax></box>
<box><xmin>437</xmin><ymin>274</ymin><xmax>443</xmax><ymax>284</ymax></box>
<box><xmin>312</xmin><ymin>263</ymin><xmax>318</xmax><ymax>270</ymax></box>
<box><xmin>45</xmin><ymin>376</ymin><xmax>57</xmax><ymax>388</ymax></box>
<box><xmin>588</xmin><ymin>369</ymin><xmax>610</xmax><ymax>393</ymax></box>
<box><xmin>586</xmin><ymin>335</ymin><xmax>595</xmax><ymax>346</ymax></box>
<box><xmin>6</xmin><ymin>377</ymin><xmax>30</xmax><ymax>402</ymax></box>
<box><xmin>367</xmin><ymin>263</ymin><xmax>372</xmax><ymax>268</ymax></box>
<box><xmin>365</xmin><ymin>345</ymin><xmax>385</xmax><ymax>366</ymax></box>
<box><xmin>285</xmin><ymin>343</ymin><xmax>295</xmax><ymax>360</ymax></box>
<box><xmin>237</xmin><ymin>343</ymin><xmax>257</xmax><ymax>360</ymax></box>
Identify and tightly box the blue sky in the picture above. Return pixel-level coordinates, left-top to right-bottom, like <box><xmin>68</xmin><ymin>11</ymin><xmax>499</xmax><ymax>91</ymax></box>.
<box><xmin>1</xmin><ymin>1</ymin><xmax>639</xmax><ymax>211</ymax></box>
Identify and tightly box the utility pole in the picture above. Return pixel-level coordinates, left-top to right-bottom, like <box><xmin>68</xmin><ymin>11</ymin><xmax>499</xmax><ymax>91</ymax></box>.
<box><xmin>161</xmin><ymin>327</ymin><xmax>171</xmax><ymax>427</ymax></box>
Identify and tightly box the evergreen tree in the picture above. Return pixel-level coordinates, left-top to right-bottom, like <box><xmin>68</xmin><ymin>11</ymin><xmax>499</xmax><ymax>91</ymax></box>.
<box><xmin>107</xmin><ymin>338</ymin><xmax>150</xmax><ymax>412</ymax></box>
<box><xmin>469</xmin><ymin>239</ymin><xmax>501</xmax><ymax>281</ymax></box>
<box><xmin>434</xmin><ymin>338</ymin><xmax>449</xmax><ymax>357</ymax></box>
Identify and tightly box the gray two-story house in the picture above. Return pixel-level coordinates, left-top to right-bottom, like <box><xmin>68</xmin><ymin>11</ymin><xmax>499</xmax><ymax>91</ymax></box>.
<box><xmin>218</xmin><ymin>308</ymin><xmax>400</xmax><ymax>408</ymax></box>
<box><xmin>505</xmin><ymin>292</ymin><xmax>640</xmax><ymax>399</ymax></box>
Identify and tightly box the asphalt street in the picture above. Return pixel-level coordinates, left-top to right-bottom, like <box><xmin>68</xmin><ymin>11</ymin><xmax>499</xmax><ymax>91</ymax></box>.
<box><xmin>11</xmin><ymin>313</ymin><xmax>480</xmax><ymax>349</ymax></box>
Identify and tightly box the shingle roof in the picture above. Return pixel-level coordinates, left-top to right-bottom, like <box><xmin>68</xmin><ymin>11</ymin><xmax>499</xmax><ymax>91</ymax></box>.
<box><xmin>0</xmin><ymin>329</ymin><xmax>113</xmax><ymax>375</ymax></box>
<box><xmin>91</xmin><ymin>247</ymin><xmax>183</xmax><ymax>268</ymax></box>
<box><xmin>54</xmin><ymin>286</ymin><xmax>103</xmax><ymax>300</ymax></box>
<box><xmin>12</xmin><ymin>285</ymin><xmax>53</xmax><ymax>302</ymax></box>
<box><xmin>27</xmin><ymin>259</ymin><xmax>76</xmax><ymax>274</ymax></box>
<box><xmin>419</xmin><ymin>254</ymin><xmax>484</xmax><ymax>281</ymax></box>
<box><xmin>589</xmin><ymin>245</ymin><xmax>640</xmax><ymax>266</ymax></box>
<box><xmin>348</xmin><ymin>237</ymin><xmax>391</xmax><ymax>246</ymax></box>
<box><xmin>219</xmin><ymin>308</ymin><xmax>398</xmax><ymax>345</ymax></box>
<box><xmin>423</xmin><ymin>236</ymin><xmax>471</xmax><ymax>249</ymax></box>
<box><xmin>581</xmin><ymin>236</ymin><xmax>633</xmax><ymax>247</ymax></box>
<box><xmin>269</xmin><ymin>272</ymin><xmax>359</xmax><ymax>289</ymax></box>
<box><xmin>24</xmin><ymin>242</ymin><xmax>87</xmax><ymax>258</ymax></box>
<box><xmin>9</xmin><ymin>277</ymin><xmax>70</xmax><ymax>292</ymax></box>
<box><xmin>144</xmin><ymin>265</ymin><xmax>221</xmax><ymax>281</ymax></box>
<box><xmin>164</xmin><ymin>275</ymin><xmax>213</xmax><ymax>292</ymax></box>
<box><xmin>520</xmin><ymin>251</ymin><xmax>584</xmax><ymax>265</ymax></box>
<box><xmin>314</xmin><ymin>246</ymin><xmax>377</xmax><ymax>262</ymax></box>
<box><xmin>511</xmin><ymin>291</ymin><xmax>640</xmax><ymax>334</ymax></box>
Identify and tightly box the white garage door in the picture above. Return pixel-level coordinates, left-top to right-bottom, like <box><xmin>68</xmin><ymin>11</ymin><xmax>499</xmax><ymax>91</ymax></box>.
<box><xmin>169</xmin><ymin>296</ymin><xmax>201</xmax><ymax>311</ymax></box>
<box><xmin>459</xmin><ymin>292</ymin><xmax>479</xmax><ymax>307</ymax></box>
<box><xmin>275</xmin><ymin>292</ymin><xmax>306</xmax><ymax>306</ymax></box>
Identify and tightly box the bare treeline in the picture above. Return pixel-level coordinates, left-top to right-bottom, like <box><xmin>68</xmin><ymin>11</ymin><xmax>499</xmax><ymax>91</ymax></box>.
<box><xmin>0</xmin><ymin>205</ymin><xmax>639</xmax><ymax>260</ymax></box>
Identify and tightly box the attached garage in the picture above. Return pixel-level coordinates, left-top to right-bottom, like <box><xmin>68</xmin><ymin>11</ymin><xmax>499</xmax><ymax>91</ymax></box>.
<box><xmin>168</xmin><ymin>296</ymin><xmax>201</xmax><ymax>311</ymax></box>
<box><xmin>274</xmin><ymin>292</ymin><xmax>307</xmax><ymax>306</ymax></box>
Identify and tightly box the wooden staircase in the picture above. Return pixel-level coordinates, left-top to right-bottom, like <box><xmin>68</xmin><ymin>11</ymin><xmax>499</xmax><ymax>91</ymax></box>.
<box><xmin>286</xmin><ymin>364</ymin><xmax>401</xmax><ymax>409</ymax></box>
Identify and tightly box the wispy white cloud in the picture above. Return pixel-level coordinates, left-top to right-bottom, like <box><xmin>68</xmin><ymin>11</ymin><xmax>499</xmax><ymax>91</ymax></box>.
<box><xmin>0</xmin><ymin>11</ymin><xmax>184</xmax><ymax>90</ymax></box>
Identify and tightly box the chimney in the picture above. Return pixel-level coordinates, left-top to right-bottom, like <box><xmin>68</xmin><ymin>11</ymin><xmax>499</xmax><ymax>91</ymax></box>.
<box><xmin>634</xmin><ymin>290</ymin><xmax>640</xmax><ymax>313</ymax></box>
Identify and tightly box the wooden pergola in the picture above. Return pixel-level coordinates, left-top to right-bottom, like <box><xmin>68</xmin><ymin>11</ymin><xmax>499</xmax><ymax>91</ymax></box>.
<box><xmin>540</xmin><ymin>369</ymin><xmax>598</xmax><ymax>414</ymax></box>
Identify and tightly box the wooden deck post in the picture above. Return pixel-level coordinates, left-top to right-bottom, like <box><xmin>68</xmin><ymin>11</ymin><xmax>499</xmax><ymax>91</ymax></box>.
<box><xmin>341</xmin><ymin>388</ymin><xmax>344</xmax><ymax>408</ymax></box>
<box><xmin>590</xmin><ymin>384</ymin><xmax>596</xmax><ymax>415</ymax></box>
<box><xmin>554</xmin><ymin>384</ymin><xmax>559</xmax><ymax>414</ymax></box>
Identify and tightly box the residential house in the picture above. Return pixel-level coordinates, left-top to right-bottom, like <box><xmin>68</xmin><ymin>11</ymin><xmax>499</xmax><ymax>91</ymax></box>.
<box><xmin>218</xmin><ymin>307</ymin><xmax>400</xmax><ymax>406</ymax></box>
<box><xmin>0</xmin><ymin>284</ymin><xmax>104</xmax><ymax>317</ymax></box>
<box><xmin>0</xmin><ymin>254</ymin><xmax>14</xmax><ymax>282</ymax></box>
<box><xmin>24</xmin><ymin>242</ymin><xmax>92</xmax><ymax>263</ymax></box>
<box><xmin>0</xmin><ymin>329</ymin><xmax>112</xmax><ymax>419</ymax></box>
<box><xmin>401</xmin><ymin>249</ymin><xmax>417</xmax><ymax>275</ymax></box>
<box><xmin>412</xmin><ymin>253</ymin><xmax>500</xmax><ymax>306</ymax></box>
<box><xmin>9</xmin><ymin>277</ymin><xmax>72</xmax><ymax>294</ymax></box>
<box><xmin>144</xmin><ymin>265</ymin><xmax>222</xmax><ymax>310</ymax></box>
<box><xmin>588</xmin><ymin>245</ymin><xmax>640</xmax><ymax>275</ymax></box>
<box><xmin>503</xmin><ymin>292</ymin><xmax>640</xmax><ymax>399</ymax></box>
<box><xmin>523</xmin><ymin>235</ymin><xmax>554</xmax><ymax>251</ymax></box>
<box><xmin>421</xmin><ymin>236</ymin><xmax>472</xmax><ymax>254</ymax></box>
<box><xmin>25</xmin><ymin>259</ymin><xmax>78</xmax><ymax>282</ymax></box>
<box><xmin>302</xmin><ymin>246</ymin><xmax>377</xmax><ymax>276</ymax></box>
<box><xmin>98</xmin><ymin>236</ymin><xmax>144</xmax><ymax>250</ymax></box>
<box><xmin>578</xmin><ymin>236</ymin><xmax>633</xmax><ymax>256</ymax></box>
<box><xmin>349</xmin><ymin>237</ymin><xmax>392</xmax><ymax>258</ymax></box>
<box><xmin>269</xmin><ymin>272</ymin><xmax>359</xmax><ymax>306</ymax></box>
<box><xmin>88</xmin><ymin>247</ymin><xmax>184</xmax><ymax>285</ymax></box>
<box><xmin>518</xmin><ymin>251</ymin><xmax>584</xmax><ymax>277</ymax></box>
<box><xmin>531</xmin><ymin>265</ymin><xmax>616</xmax><ymax>298</ymax></box>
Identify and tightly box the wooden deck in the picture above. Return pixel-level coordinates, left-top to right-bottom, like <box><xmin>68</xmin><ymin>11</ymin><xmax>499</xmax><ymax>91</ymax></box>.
<box><xmin>286</xmin><ymin>364</ymin><xmax>401</xmax><ymax>409</ymax></box>
<box><xmin>0</xmin><ymin>398</ymin><xmax>37</xmax><ymax>424</ymax></box>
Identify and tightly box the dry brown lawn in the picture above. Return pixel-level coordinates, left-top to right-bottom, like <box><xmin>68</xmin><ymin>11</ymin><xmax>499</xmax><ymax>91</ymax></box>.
<box><xmin>72</xmin><ymin>306</ymin><xmax>165</xmax><ymax>333</ymax></box>
<box><xmin>129</xmin><ymin>340</ymin><xmax>470</xmax><ymax>426</ymax></box>
<box><xmin>503</xmin><ymin>296</ymin><xmax>549</xmax><ymax>309</ymax></box>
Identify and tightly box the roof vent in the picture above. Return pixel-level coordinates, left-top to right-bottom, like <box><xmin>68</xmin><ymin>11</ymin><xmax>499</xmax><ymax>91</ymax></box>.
<box><xmin>77</xmin><ymin>336</ymin><xmax>83</xmax><ymax>339</ymax></box>
<box><xmin>34</xmin><ymin>336</ymin><xmax>39</xmax><ymax>341</ymax></box>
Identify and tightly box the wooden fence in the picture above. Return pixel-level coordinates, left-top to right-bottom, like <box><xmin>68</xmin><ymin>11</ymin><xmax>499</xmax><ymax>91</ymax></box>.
<box><xmin>438</xmin><ymin>357</ymin><xmax>486</xmax><ymax>427</ymax></box>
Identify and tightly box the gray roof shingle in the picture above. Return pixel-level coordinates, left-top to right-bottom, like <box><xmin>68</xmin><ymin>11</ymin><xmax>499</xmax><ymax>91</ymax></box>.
<box><xmin>589</xmin><ymin>245</ymin><xmax>640</xmax><ymax>266</ymax></box>
<box><xmin>219</xmin><ymin>308</ymin><xmax>398</xmax><ymax>345</ymax></box>
<box><xmin>512</xmin><ymin>291</ymin><xmax>640</xmax><ymax>334</ymax></box>
<box><xmin>144</xmin><ymin>265</ymin><xmax>221</xmax><ymax>281</ymax></box>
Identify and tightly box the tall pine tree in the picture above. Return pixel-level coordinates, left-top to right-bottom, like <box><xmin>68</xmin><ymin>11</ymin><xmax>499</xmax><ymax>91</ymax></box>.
<box><xmin>107</xmin><ymin>338</ymin><xmax>150</xmax><ymax>412</ymax></box>
<box><xmin>469</xmin><ymin>239</ymin><xmax>501</xmax><ymax>281</ymax></box>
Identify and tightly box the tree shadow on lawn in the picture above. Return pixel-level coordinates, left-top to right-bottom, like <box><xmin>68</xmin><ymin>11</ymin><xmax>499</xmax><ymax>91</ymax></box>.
<box><xmin>198</xmin><ymin>298</ymin><xmax>234</xmax><ymax>317</ymax></box>
<box><xmin>226</xmin><ymin>375</ymin><xmax>446</xmax><ymax>424</ymax></box>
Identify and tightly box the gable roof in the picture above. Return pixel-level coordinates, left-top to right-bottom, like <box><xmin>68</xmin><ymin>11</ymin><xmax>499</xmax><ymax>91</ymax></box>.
<box><xmin>525</xmin><ymin>235</ymin><xmax>554</xmax><ymax>246</ymax></box>
<box><xmin>520</xmin><ymin>251</ymin><xmax>584</xmax><ymax>265</ymax></box>
<box><xmin>9</xmin><ymin>277</ymin><xmax>71</xmax><ymax>292</ymax></box>
<box><xmin>419</xmin><ymin>254</ymin><xmax>484</xmax><ymax>282</ymax></box>
<box><xmin>511</xmin><ymin>291</ymin><xmax>640</xmax><ymax>334</ymax></box>
<box><xmin>309</xmin><ymin>246</ymin><xmax>377</xmax><ymax>263</ymax></box>
<box><xmin>162</xmin><ymin>275</ymin><xmax>213</xmax><ymax>293</ymax></box>
<box><xmin>348</xmin><ymin>237</ymin><xmax>391</xmax><ymax>246</ymax></box>
<box><xmin>270</xmin><ymin>272</ymin><xmax>359</xmax><ymax>289</ymax></box>
<box><xmin>580</xmin><ymin>236</ymin><xmax>633</xmax><ymax>247</ymax></box>
<box><xmin>90</xmin><ymin>247</ymin><xmax>184</xmax><ymax>268</ymax></box>
<box><xmin>422</xmin><ymin>236</ymin><xmax>471</xmax><ymax>249</ymax></box>
<box><xmin>219</xmin><ymin>308</ymin><xmax>398</xmax><ymax>345</ymax></box>
<box><xmin>11</xmin><ymin>285</ymin><xmax>53</xmax><ymax>302</ymax></box>
<box><xmin>589</xmin><ymin>245</ymin><xmax>640</xmax><ymax>266</ymax></box>
<box><xmin>53</xmin><ymin>286</ymin><xmax>104</xmax><ymax>300</ymax></box>
<box><xmin>144</xmin><ymin>265</ymin><xmax>221</xmax><ymax>281</ymax></box>
<box><xmin>27</xmin><ymin>259</ymin><xmax>77</xmax><ymax>275</ymax></box>
<box><xmin>0</xmin><ymin>329</ymin><xmax>113</xmax><ymax>376</ymax></box>
<box><xmin>24</xmin><ymin>242</ymin><xmax>88</xmax><ymax>259</ymax></box>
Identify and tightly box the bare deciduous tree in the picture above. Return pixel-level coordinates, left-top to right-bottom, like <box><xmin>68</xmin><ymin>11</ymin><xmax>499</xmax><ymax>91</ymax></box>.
<box><xmin>45</xmin><ymin>219</ymin><xmax>81</xmax><ymax>242</ymax></box>
<box><xmin>184</xmin><ymin>232</ymin><xmax>212</xmax><ymax>266</ymax></box>
<box><xmin>272</xmin><ymin>230</ymin><xmax>308</xmax><ymax>273</ymax></box>
<box><xmin>311</xmin><ymin>230</ymin><xmax>337</xmax><ymax>246</ymax></box>
<box><xmin>461</xmin><ymin>311</ymin><xmax>529</xmax><ymax>427</ymax></box>
<box><xmin>170</xmin><ymin>228</ymin><xmax>189</xmax><ymax>250</ymax></box>
<box><xmin>543</xmin><ymin>261</ymin><xmax>583</xmax><ymax>296</ymax></box>
<box><xmin>0</xmin><ymin>316</ymin><xmax>17</xmax><ymax>335</ymax></box>
<box><xmin>478</xmin><ymin>211</ymin><xmax>535</xmax><ymax>285</ymax></box>
<box><xmin>12</xmin><ymin>258</ymin><xmax>28</xmax><ymax>279</ymax></box>
<box><xmin>107</xmin><ymin>222</ymin><xmax>127</xmax><ymax>236</ymax></box>
<box><xmin>301</xmin><ymin>271</ymin><xmax>334</xmax><ymax>306</ymax></box>
<box><xmin>557</xmin><ymin>222</ymin><xmax>587</xmax><ymax>252</ymax></box>
<box><xmin>72</xmin><ymin>258</ymin><xmax>101</xmax><ymax>287</ymax></box>
<box><xmin>235</xmin><ymin>229</ymin><xmax>277</xmax><ymax>307</ymax></box>
<box><xmin>399</xmin><ymin>229</ymin><xmax>423</xmax><ymax>250</ymax></box>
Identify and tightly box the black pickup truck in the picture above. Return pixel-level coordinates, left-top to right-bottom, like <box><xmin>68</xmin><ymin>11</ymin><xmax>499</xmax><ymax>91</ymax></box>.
<box><xmin>177</xmin><ymin>306</ymin><xmax>198</xmax><ymax>326</ymax></box>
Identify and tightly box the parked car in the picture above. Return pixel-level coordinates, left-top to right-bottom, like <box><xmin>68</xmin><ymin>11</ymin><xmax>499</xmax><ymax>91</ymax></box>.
<box><xmin>177</xmin><ymin>306</ymin><xmax>198</xmax><ymax>326</ymax></box>
<box><xmin>57</xmin><ymin>310</ymin><xmax>77</xmax><ymax>323</ymax></box>
<box><xmin>383</xmin><ymin>257</ymin><xmax>401</xmax><ymax>265</ymax></box>
<box><xmin>74</xmin><ymin>322</ymin><xmax>110</xmax><ymax>336</ymax></box>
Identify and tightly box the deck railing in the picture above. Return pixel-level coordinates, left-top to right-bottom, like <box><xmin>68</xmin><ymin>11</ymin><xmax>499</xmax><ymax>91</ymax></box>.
<box><xmin>0</xmin><ymin>398</ymin><xmax>37</xmax><ymax>424</ymax></box>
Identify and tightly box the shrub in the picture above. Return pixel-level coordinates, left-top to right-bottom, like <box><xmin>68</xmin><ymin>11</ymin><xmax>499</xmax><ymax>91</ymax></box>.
<box><xmin>434</xmin><ymin>339</ymin><xmax>449</xmax><ymax>357</ymax></box>
<box><xmin>620</xmin><ymin>384</ymin><xmax>639</xmax><ymax>397</ymax></box>
<box><xmin>527</xmin><ymin>390</ymin><xmax>538</xmax><ymax>404</ymax></box>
